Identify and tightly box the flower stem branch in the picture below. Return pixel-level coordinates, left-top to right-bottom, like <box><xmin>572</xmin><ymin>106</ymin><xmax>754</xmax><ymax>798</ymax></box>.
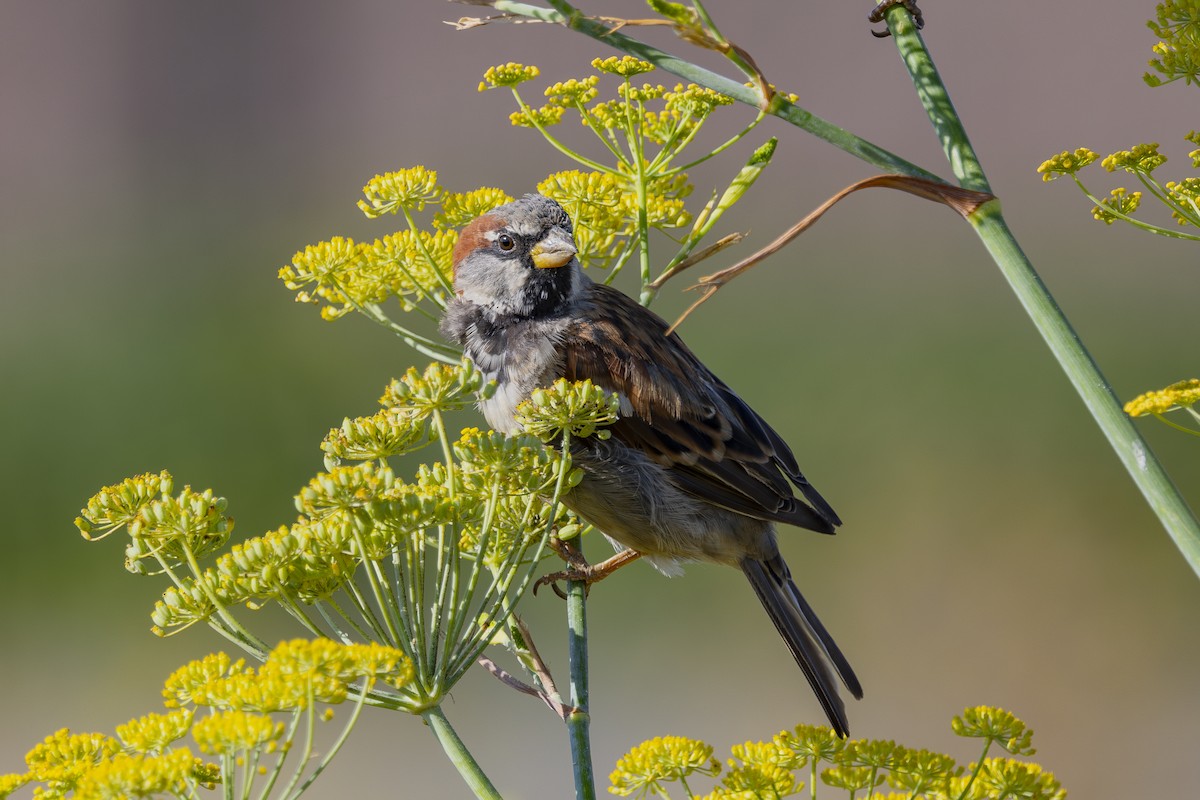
<box><xmin>879</xmin><ymin>5</ymin><xmax>1200</xmax><ymax>575</ymax></box>
<box><xmin>421</xmin><ymin>705</ymin><xmax>503</xmax><ymax>800</ymax></box>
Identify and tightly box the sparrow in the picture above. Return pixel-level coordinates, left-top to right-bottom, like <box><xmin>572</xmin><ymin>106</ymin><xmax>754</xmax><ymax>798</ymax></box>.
<box><xmin>440</xmin><ymin>194</ymin><xmax>862</xmax><ymax>736</ymax></box>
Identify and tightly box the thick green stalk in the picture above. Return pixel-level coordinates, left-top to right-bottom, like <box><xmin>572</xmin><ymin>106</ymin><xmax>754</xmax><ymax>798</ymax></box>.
<box><xmin>969</xmin><ymin>205</ymin><xmax>1200</xmax><ymax>570</ymax></box>
<box><xmin>877</xmin><ymin>4</ymin><xmax>1200</xmax><ymax>575</ymax></box>
<box><xmin>565</xmin><ymin>575</ymin><xmax>596</xmax><ymax>800</ymax></box>
<box><xmin>421</xmin><ymin>705</ymin><xmax>503</xmax><ymax>800</ymax></box>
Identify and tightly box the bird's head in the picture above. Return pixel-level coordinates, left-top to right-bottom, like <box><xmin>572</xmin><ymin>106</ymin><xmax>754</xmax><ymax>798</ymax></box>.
<box><xmin>451</xmin><ymin>194</ymin><xmax>582</xmax><ymax>319</ymax></box>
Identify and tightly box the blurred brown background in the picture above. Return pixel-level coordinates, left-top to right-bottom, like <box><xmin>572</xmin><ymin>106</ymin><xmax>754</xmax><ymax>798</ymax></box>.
<box><xmin>3</xmin><ymin>1</ymin><xmax>1198</xmax><ymax>797</ymax></box>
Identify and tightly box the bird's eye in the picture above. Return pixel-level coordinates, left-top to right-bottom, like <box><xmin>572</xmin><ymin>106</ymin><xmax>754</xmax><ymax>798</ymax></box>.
<box><xmin>496</xmin><ymin>234</ymin><xmax>516</xmax><ymax>251</ymax></box>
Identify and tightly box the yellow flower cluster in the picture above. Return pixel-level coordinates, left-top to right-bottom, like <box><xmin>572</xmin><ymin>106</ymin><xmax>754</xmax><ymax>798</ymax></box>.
<box><xmin>75</xmin><ymin>474</ymin><xmax>232</xmax><ymax>575</ymax></box>
<box><xmin>358</xmin><ymin>166</ymin><xmax>442</xmax><ymax>217</ymax></box>
<box><xmin>434</xmin><ymin>187</ymin><xmax>513</xmax><ymax>230</ymax></box>
<box><xmin>1091</xmin><ymin>187</ymin><xmax>1142</xmax><ymax>224</ymax></box>
<box><xmin>74</xmin><ymin>749</ymin><xmax>211</xmax><ymax>799</ymax></box>
<box><xmin>1125</xmin><ymin>378</ymin><xmax>1200</xmax><ymax>417</ymax></box>
<box><xmin>1036</xmin><ymin>148</ymin><xmax>1098</xmax><ymax>181</ymax></box>
<box><xmin>478</xmin><ymin>62</ymin><xmax>540</xmax><ymax>90</ymax></box>
<box><xmin>544</xmin><ymin>75</ymin><xmax>600</xmax><ymax>106</ymax></box>
<box><xmin>591</xmin><ymin>55</ymin><xmax>656</xmax><ymax>77</ymax></box>
<box><xmin>951</xmin><ymin>706</ymin><xmax>1034</xmax><ymax>756</ymax></box>
<box><xmin>1145</xmin><ymin>4</ymin><xmax>1200</xmax><ymax>88</ymax></box>
<box><xmin>515</xmin><ymin>378</ymin><xmax>621</xmax><ymax>442</ymax></box>
<box><xmin>191</xmin><ymin>710</ymin><xmax>283</xmax><ymax>756</ymax></box>
<box><xmin>1102</xmin><ymin>142</ymin><xmax>1167</xmax><ymax>175</ymax></box>
<box><xmin>281</xmin><ymin>168</ymin><xmax>484</xmax><ymax>323</ymax></box>
<box><xmin>1166</xmin><ymin>176</ymin><xmax>1200</xmax><ymax>225</ymax></box>
<box><xmin>509</xmin><ymin>104</ymin><xmax>566</xmax><ymax>128</ymax></box>
<box><xmin>2</xmin><ymin>641</ymin><xmax>409</xmax><ymax>800</ymax></box>
<box><xmin>610</xmin><ymin>707</ymin><xmax>1064</xmax><ymax>799</ymax></box>
<box><xmin>21</xmin><ymin>729</ymin><xmax>121</xmax><ymax>797</ymax></box>
<box><xmin>74</xmin><ymin>470</ymin><xmax>174</xmax><ymax>540</ymax></box>
<box><xmin>321</xmin><ymin>408</ymin><xmax>432</xmax><ymax>465</ymax></box>
<box><xmin>380</xmin><ymin>360</ymin><xmax>486</xmax><ymax>420</ymax></box>
<box><xmin>165</xmin><ymin>640</ymin><xmax>413</xmax><ymax>713</ymax></box>
<box><xmin>619</xmin><ymin>82</ymin><xmax>667</xmax><ymax>102</ymax></box>
<box><xmin>114</xmin><ymin>709</ymin><xmax>193</xmax><ymax>753</ymax></box>
<box><xmin>278</xmin><ymin>236</ymin><xmax>366</xmax><ymax>320</ymax></box>
<box><xmin>609</xmin><ymin>735</ymin><xmax>720</xmax><ymax>797</ymax></box>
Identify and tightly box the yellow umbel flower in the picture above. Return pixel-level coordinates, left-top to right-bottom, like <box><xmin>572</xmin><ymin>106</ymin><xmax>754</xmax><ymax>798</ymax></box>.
<box><xmin>1091</xmin><ymin>187</ymin><xmax>1142</xmax><ymax>224</ymax></box>
<box><xmin>1165</xmin><ymin>177</ymin><xmax>1200</xmax><ymax>226</ymax></box>
<box><xmin>667</xmin><ymin>83</ymin><xmax>735</xmax><ymax>116</ymax></box>
<box><xmin>713</xmin><ymin>760</ymin><xmax>797</xmax><ymax>797</ymax></box>
<box><xmin>74</xmin><ymin>749</ymin><xmax>202</xmax><ymax>799</ymax></box>
<box><xmin>162</xmin><ymin>652</ymin><xmax>247</xmax><ymax>709</ymax></box>
<box><xmin>358</xmin><ymin>166</ymin><xmax>442</xmax><ymax>217</ymax></box>
<box><xmin>1125</xmin><ymin>378</ymin><xmax>1200</xmax><ymax>416</ymax></box>
<box><xmin>822</xmin><ymin>764</ymin><xmax>882</xmax><ymax>793</ymax></box>
<box><xmin>191</xmin><ymin>711</ymin><xmax>284</xmax><ymax>756</ymax></box>
<box><xmin>361</xmin><ymin>228</ymin><xmax>456</xmax><ymax>309</ymax></box>
<box><xmin>509</xmin><ymin>105</ymin><xmax>566</xmax><ymax>128</ymax></box>
<box><xmin>951</xmin><ymin>706</ymin><xmax>1035</xmax><ymax>756</ymax></box>
<box><xmin>434</xmin><ymin>187</ymin><xmax>514</xmax><ymax>230</ymax></box>
<box><xmin>544</xmin><ymin>76</ymin><xmax>600</xmax><ymax>106</ymax></box>
<box><xmin>478</xmin><ymin>62</ymin><xmax>539</xmax><ymax>90</ymax></box>
<box><xmin>592</xmin><ymin>55</ymin><xmax>655</xmax><ymax>77</ymax></box>
<box><xmin>278</xmin><ymin>236</ymin><xmax>364</xmax><ymax>319</ymax></box>
<box><xmin>0</xmin><ymin>773</ymin><xmax>29</xmax><ymax>797</ymax></box>
<box><xmin>295</xmin><ymin>461</ymin><xmax>396</xmax><ymax>519</ymax></box>
<box><xmin>609</xmin><ymin>735</ymin><xmax>720</xmax><ymax>797</ymax></box>
<box><xmin>75</xmin><ymin>470</ymin><xmax>174</xmax><ymax>540</ymax></box>
<box><xmin>124</xmin><ymin>487</ymin><xmax>233</xmax><ymax>568</ymax></box>
<box><xmin>772</xmin><ymin>722</ymin><xmax>842</xmax><ymax>767</ymax></box>
<box><xmin>618</xmin><ymin>82</ymin><xmax>667</xmax><ymax>102</ymax></box>
<box><xmin>321</xmin><ymin>408</ymin><xmax>432</xmax><ymax>465</ymax></box>
<box><xmin>976</xmin><ymin>757</ymin><xmax>1065</xmax><ymax>800</ymax></box>
<box><xmin>886</xmin><ymin>748</ymin><xmax>959</xmax><ymax>795</ymax></box>
<box><xmin>23</xmin><ymin>729</ymin><xmax>120</xmax><ymax>796</ymax></box>
<box><xmin>515</xmin><ymin>378</ymin><xmax>621</xmax><ymax>442</ymax></box>
<box><xmin>1102</xmin><ymin>143</ymin><xmax>1167</xmax><ymax>174</ymax></box>
<box><xmin>115</xmin><ymin>710</ymin><xmax>193</xmax><ymax>754</ymax></box>
<box><xmin>379</xmin><ymin>360</ymin><xmax>485</xmax><ymax>420</ymax></box>
<box><xmin>1036</xmin><ymin>148</ymin><xmax>1098</xmax><ymax>181</ymax></box>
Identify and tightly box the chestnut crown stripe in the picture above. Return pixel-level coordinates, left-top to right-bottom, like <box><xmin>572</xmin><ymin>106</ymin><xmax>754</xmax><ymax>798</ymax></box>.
<box><xmin>451</xmin><ymin>215</ymin><xmax>506</xmax><ymax>274</ymax></box>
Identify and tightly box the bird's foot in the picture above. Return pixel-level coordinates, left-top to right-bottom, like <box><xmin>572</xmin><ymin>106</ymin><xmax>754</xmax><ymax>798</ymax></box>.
<box><xmin>869</xmin><ymin>0</ymin><xmax>924</xmax><ymax>37</ymax></box>
<box><xmin>534</xmin><ymin>544</ymin><xmax>642</xmax><ymax>599</ymax></box>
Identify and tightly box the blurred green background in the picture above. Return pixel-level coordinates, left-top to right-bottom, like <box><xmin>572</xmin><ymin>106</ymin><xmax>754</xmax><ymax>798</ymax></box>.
<box><xmin>3</xmin><ymin>1</ymin><xmax>1198</xmax><ymax>797</ymax></box>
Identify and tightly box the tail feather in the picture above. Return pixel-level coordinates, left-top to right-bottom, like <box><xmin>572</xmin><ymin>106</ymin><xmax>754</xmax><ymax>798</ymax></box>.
<box><xmin>741</xmin><ymin>555</ymin><xmax>862</xmax><ymax>737</ymax></box>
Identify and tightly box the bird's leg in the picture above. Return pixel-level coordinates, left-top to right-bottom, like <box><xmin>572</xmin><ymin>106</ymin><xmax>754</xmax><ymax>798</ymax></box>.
<box><xmin>535</xmin><ymin>539</ymin><xmax>642</xmax><ymax>598</ymax></box>
<box><xmin>868</xmin><ymin>0</ymin><xmax>924</xmax><ymax>37</ymax></box>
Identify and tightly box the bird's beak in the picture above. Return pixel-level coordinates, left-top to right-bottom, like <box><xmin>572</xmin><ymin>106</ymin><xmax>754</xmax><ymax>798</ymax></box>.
<box><xmin>530</xmin><ymin>229</ymin><xmax>577</xmax><ymax>269</ymax></box>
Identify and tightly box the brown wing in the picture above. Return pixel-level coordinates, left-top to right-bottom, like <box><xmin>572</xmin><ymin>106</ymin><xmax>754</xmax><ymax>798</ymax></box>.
<box><xmin>563</xmin><ymin>283</ymin><xmax>840</xmax><ymax>533</ymax></box>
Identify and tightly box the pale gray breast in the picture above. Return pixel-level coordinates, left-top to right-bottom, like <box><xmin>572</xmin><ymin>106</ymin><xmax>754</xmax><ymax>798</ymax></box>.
<box><xmin>470</xmin><ymin>316</ymin><xmax>569</xmax><ymax>434</ymax></box>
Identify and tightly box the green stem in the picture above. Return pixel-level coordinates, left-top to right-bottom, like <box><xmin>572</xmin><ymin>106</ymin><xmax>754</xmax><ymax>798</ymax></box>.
<box><xmin>956</xmin><ymin>739</ymin><xmax>992</xmax><ymax>800</ymax></box>
<box><xmin>565</xmin><ymin>573</ymin><xmax>596</xmax><ymax>800</ymax></box>
<box><xmin>881</xmin><ymin>5</ymin><xmax>1200</xmax><ymax>577</ymax></box>
<box><xmin>421</xmin><ymin>705</ymin><xmax>504</xmax><ymax>800</ymax></box>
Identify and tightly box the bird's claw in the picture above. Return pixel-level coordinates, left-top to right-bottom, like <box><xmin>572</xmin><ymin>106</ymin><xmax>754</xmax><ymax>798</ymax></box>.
<box><xmin>869</xmin><ymin>0</ymin><xmax>924</xmax><ymax>37</ymax></box>
<box><xmin>533</xmin><ymin>565</ymin><xmax>603</xmax><ymax>599</ymax></box>
<box><xmin>533</xmin><ymin>543</ymin><xmax>642</xmax><ymax>599</ymax></box>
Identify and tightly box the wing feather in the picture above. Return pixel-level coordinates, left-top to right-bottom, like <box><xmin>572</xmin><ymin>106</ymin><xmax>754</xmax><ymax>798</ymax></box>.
<box><xmin>563</xmin><ymin>283</ymin><xmax>839</xmax><ymax>533</ymax></box>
